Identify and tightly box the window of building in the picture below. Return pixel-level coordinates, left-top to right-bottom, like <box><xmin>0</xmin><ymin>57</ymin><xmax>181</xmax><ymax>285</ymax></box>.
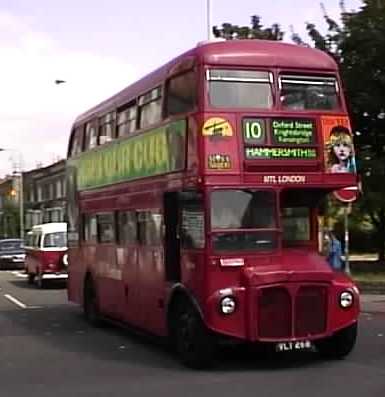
<box><xmin>84</xmin><ymin>121</ymin><xmax>98</xmax><ymax>150</ymax></box>
<box><xmin>117</xmin><ymin>211</ymin><xmax>137</xmax><ymax>244</ymax></box>
<box><xmin>138</xmin><ymin>87</ymin><xmax>162</xmax><ymax>129</ymax></box>
<box><xmin>28</xmin><ymin>187</ymin><xmax>35</xmax><ymax>203</ymax></box>
<box><xmin>117</xmin><ymin>103</ymin><xmax>137</xmax><ymax>137</ymax></box>
<box><xmin>165</xmin><ymin>69</ymin><xmax>197</xmax><ymax>116</ymax></box>
<box><xmin>49</xmin><ymin>208</ymin><xmax>62</xmax><ymax>223</ymax></box>
<box><xmin>56</xmin><ymin>180</ymin><xmax>62</xmax><ymax>198</ymax></box>
<box><xmin>42</xmin><ymin>184</ymin><xmax>49</xmax><ymax>201</ymax></box>
<box><xmin>49</xmin><ymin>183</ymin><xmax>54</xmax><ymax>200</ymax></box>
<box><xmin>37</xmin><ymin>186</ymin><xmax>42</xmax><ymax>201</ymax></box>
<box><xmin>138</xmin><ymin>211</ymin><xmax>163</xmax><ymax>246</ymax></box>
<box><xmin>97</xmin><ymin>213</ymin><xmax>115</xmax><ymax>243</ymax></box>
<box><xmin>83</xmin><ymin>214</ymin><xmax>97</xmax><ymax>242</ymax></box>
<box><xmin>32</xmin><ymin>210</ymin><xmax>42</xmax><ymax>226</ymax></box>
<box><xmin>25</xmin><ymin>211</ymin><xmax>33</xmax><ymax>229</ymax></box>
<box><xmin>99</xmin><ymin>112</ymin><xmax>115</xmax><ymax>144</ymax></box>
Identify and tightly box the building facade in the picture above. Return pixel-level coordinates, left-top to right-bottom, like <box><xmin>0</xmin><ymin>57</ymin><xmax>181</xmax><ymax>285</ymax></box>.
<box><xmin>0</xmin><ymin>175</ymin><xmax>21</xmax><ymax>238</ymax></box>
<box><xmin>23</xmin><ymin>160</ymin><xmax>67</xmax><ymax>233</ymax></box>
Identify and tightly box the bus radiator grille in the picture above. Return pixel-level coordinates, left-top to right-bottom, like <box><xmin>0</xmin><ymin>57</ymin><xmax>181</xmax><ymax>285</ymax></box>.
<box><xmin>295</xmin><ymin>286</ymin><xmax>327</xmax><ymax>337</ymax></box>
<box><xmin>258</xmin><ymin>287</ymin><xmax>292</xmax><ymax>338</ymax></box>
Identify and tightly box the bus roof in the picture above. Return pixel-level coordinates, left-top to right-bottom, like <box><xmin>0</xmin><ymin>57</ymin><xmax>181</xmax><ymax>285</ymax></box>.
<box><xmin>73</xmin><ymin>40</ymin><xmax>338</xmax><ymax>125</ymax></box>
<box><xmin>31</xmin><ymin>223</ymin><xmax>67</xmax><ymax>233</ymax></box>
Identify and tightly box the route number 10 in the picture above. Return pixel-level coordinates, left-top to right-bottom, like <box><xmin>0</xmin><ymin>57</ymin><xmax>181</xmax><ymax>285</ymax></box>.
<box><xmin>243</xmin><ymin>119</ymin><xmax>265</xmax><ymax>143</ymax></box>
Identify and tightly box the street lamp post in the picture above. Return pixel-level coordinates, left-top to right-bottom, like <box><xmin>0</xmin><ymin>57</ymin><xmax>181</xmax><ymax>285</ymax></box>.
<box><xmin>206</xmin><ymin>0</ymin><xmax>212</xmax><ymax>40</ymax></box>
<box><xmin>0</xmin><ymin>148</ymin><xmax>24</xmax><ymax>240</ymax></box>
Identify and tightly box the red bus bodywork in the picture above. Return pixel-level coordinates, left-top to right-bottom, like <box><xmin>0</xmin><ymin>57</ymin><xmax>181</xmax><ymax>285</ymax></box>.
<box><xmin>67</xmin><ymin>40</ymin><xmax>359</xmax><ymax>367</ymax></box>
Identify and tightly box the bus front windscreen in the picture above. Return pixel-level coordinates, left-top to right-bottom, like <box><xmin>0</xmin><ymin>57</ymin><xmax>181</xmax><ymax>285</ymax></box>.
<box><xmin>210</xmin><ymin>189</ymin><xmax>278</xmax><ymax>252</ymax></box>
<box><xmin>43</xmin><ymin>232</ymin><xmax>67</xmax><ymax>248</ymax></box>
<box><xmin>207</xmin><ymin>69</ymin><xmax>273</xmax><ymax>109</ymax></box>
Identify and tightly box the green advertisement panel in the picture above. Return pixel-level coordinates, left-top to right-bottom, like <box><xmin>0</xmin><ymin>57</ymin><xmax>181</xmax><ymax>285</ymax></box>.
<box><xmin>71</xmin><ymin>119</ymin><xmax>186</xmax><ymax>190</ymax></box>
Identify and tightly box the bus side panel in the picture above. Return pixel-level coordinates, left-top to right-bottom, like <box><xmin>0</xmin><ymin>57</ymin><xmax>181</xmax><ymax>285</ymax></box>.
<box><xmin>68</xmin><ymin>246</ymin><xmax>87</xmax><ymax>304</ymax></box>
<box><xmin>120</xmin><ymin>245</ymin><xmax>140</xmax><ymax>327</ymax></box>
<box><xmin>94</xmin><ymin>244</ymin><xmax>124</xmax><ymax>320</ymax></box>
<box><xmin>137</xmin><ymin>244</ymin><xmax>167</xmax><ymax>336</ymax></box>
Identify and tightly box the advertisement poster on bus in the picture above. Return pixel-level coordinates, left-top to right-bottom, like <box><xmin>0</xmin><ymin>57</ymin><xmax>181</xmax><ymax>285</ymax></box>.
<box><xmin>72</xmin><ymin>120</ymin><xmax>186</xmax><ymax>190</ymax></box>
<box><xmin>321</xmin><ymin>116</ymin><xmax>357</xmax><ymax>174</ymax></box>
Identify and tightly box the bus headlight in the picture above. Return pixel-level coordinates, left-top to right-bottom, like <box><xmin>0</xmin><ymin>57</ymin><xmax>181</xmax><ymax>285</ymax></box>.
<box><xmin>340</xmin><ymin>291</ymin><xmax>354</xmax><ymax>308</ymax></box>
<box><xmin>63</xmin><ymin>254</ymin><xmax>68</xmax><ymax>266</ymax></box>
<box><xmin>220</xmin><ymin>296</ymin><xmax>236</xmax><ymax>315</ymax></box>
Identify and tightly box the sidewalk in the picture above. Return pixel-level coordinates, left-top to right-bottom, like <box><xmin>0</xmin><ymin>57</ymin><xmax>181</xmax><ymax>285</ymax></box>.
<box><xmin>360</xmin><ymin>294</ymin><xmax>385</xmax><ymax>314</ymax></box>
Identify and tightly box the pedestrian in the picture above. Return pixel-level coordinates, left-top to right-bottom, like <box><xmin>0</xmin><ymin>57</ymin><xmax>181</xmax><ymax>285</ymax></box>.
<box><xmin>325</xmin><ymin>230</ymin><xmax>344</xmax><ymax>271</ymax></box>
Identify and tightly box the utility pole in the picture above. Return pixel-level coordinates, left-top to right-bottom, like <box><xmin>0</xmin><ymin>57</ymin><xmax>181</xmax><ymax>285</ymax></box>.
<box><xmin>344</xmin><ymin>203</ymin><xmax>352</xmax><ymax>274</ymax></box>
<box><xmin>19</xmin><ymin>170</ymin><xmax>24</xmax><ymax>240</ymax></box>
<box><xmin>207</xmin><ymin>0</ymin><xmax>212</xmax><ymax>40</ymax></box>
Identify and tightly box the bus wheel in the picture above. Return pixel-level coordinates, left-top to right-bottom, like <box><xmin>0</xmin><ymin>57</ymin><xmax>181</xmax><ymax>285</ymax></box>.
<box><xmin>27</xmin><ymin>272</ymin><xmax>35</xmax><ymax>285</ymax></box>
<box><xmin>173</xmin><ymin>302</ymin><xmax>214</xmax><ymax>369</ymax></box>
<box><xmin>83</xmin><ymin>277</ymin><xmax>102</xmax><ymax>326</ymax></box>
<box><xmin>316</xmin><ymin>322</ymin><xmax>357</xmax><ymax>359</ymax></box>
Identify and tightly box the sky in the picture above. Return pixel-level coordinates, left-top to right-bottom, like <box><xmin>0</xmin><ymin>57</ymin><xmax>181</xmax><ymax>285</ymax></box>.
<box><xmin>0</xmin><ymin>0</ymin><xmax>363</xmax><ymax>177</ymax></box>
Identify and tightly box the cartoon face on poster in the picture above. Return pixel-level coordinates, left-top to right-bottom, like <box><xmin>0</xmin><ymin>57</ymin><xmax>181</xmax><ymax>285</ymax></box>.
<box><xmin>321</xmin><ymin>116</ymin><xmax>356</xmax><ymax>174</ymax></box>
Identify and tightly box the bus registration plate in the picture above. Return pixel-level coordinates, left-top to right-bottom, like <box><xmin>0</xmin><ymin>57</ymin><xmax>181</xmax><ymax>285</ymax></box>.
<box><xmin>276</xmin><ymin>340</ymin><xmax>312</xmax><ymax>352</ymax></box>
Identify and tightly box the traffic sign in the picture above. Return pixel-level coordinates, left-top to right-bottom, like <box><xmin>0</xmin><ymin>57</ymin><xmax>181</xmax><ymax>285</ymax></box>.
<box><xmin>333</xmin><ymin>186</ymin><xmax>359</xmax><ymax>203</ymax></box>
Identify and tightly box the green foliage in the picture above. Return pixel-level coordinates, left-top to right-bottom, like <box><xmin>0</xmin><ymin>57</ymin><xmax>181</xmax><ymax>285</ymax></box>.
<box><xmin>0</xmin><ymin>201</ymin><xmax>20</xmax><ymax>238</ymax></box>
<box><xmin>296</xmin><ymin>0</ymin><xmax>385</xmax><ymax>261</ymax></box>
<box><xmin>213</xmin><ymin>15</ymin><xmax>284</xmax><ymax>41</ymax></box>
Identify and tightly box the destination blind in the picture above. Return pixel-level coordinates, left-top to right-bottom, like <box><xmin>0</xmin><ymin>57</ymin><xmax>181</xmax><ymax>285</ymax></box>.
<box><xmin>243</xmin><ymin>118</ymin><xmax>317</xmax><ymax>160</ymax></box>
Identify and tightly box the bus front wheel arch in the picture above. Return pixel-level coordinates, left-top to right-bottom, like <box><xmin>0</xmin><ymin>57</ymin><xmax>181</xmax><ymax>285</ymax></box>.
<box><xmin>168</xmin><ymin>295</ymin><xmax>214</xmax><ymax>369</ymax></box>
<box><xmin>315</xmin><ymin>322</ymin><xmax>358</xmax><ymax>359</ymax></box>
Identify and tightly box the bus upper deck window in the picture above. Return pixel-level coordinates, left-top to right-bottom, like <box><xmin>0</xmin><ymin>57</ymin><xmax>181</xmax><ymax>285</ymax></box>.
<box><xmin>279</xmin><ymin>75</ymin><xmax>340</xmax><ymax>110</ymax></box>
<box><xmin>207</xmin><ymin>69</ymin><xmax>273</xmax><ymax>109</ymax></box>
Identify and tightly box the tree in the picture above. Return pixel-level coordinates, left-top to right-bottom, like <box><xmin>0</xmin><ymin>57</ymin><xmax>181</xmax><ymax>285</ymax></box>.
<box><xmin>213</xmin><ymin>15</ymin><xmax>284</xmax><ymax>41</ymax></box>
<box><xmin>0</xmin><ymin>201</ymin><xmax>19</xmax><ymax>238</ymax></box>
<box><xmin>294</xmin><ymin>0</ymin><xmax>385</xmax><ymax>261</ymax></box>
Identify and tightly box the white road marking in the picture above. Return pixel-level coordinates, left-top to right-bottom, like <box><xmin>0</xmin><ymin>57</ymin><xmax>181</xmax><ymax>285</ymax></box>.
<box><xmin>4</xmin><ymin>294</ymin><xmax>27</xmax><ymax>309</ymax></box>
<box><xmin>11</xmin><ymin>271</ymin><xmax>27</xmax><ymax>278</ymax></box>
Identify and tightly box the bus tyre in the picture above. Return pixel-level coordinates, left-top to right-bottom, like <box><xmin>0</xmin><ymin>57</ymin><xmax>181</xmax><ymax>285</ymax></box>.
<box><xmin>316</xmin><ymin>322</ymin><xmax>357</xmax><ymax>359</ymax></box>
<box><xmin>83</xmin><ymin>277</ymin><xmax>102</xmax><ymax>327</ymax></box>
<box><xmin>173</xmin><ymin>302</ymin><xmax>214</xmax><ymax>369</ymax></box>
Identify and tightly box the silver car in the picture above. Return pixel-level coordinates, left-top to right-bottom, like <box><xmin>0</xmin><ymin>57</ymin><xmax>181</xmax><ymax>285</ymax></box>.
<box><xmin>0</xmin><ymin>239</ymin><xmax>26</xmax><ymax>270</ymax></box>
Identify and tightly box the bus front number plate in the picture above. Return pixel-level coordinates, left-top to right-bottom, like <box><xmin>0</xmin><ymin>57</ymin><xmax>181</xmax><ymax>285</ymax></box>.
<box><xmin>276</xmin><ymin>340</ymin><xmax>312</xmax><ymax>352</ymax></box>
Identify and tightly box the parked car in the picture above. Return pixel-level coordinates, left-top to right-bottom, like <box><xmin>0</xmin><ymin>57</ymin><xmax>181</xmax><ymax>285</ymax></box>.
<box><xmin>0</xmin><ymin>238</ymin><xmax>26</xmax><ymax>270</ymax></box>
<box><xmin>25</xmin><ymin>223</ymin><xmax>68</xmax><ymax>288</ymax></box>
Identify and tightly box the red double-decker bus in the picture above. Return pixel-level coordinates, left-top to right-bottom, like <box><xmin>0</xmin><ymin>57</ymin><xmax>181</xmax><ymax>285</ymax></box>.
<box><xmin>66</xmin><ymin>39</ymin><xmax>360</xmax><ymax>368</ymax></box>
